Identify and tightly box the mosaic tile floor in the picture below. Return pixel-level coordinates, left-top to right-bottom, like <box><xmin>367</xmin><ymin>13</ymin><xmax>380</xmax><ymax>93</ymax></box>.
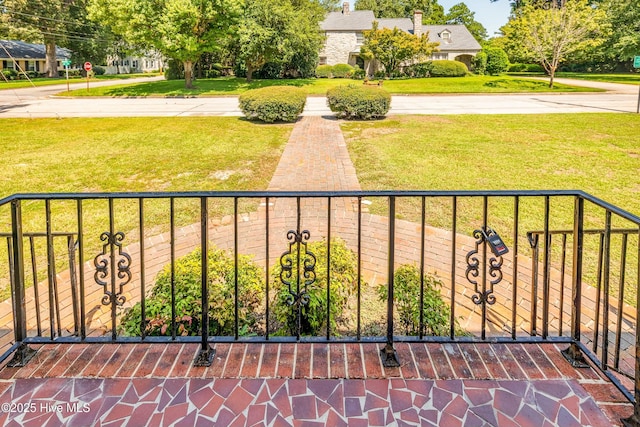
<box><xmin>0</xmin><ymin>342</ymin><xmax>633</xmax><ymax>426</ymax></box>
<box><xmin>0</xmin><ymin>378</ymin><xmax>618</xmax><ymax>427</ymax></box>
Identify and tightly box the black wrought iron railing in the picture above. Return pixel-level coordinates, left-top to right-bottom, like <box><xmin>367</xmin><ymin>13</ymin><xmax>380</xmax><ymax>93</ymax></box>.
<box><xmin>0</xmin><ymin>190</ymin><xmax>639</xmax><ymax>423</ymax></box>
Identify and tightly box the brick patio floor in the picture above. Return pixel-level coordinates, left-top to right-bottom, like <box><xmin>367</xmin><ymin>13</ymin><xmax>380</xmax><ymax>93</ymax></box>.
<box><xmin>0</xmin><ymin>116</ymin><xmax>635</xmax><ymax>426</ymax></box>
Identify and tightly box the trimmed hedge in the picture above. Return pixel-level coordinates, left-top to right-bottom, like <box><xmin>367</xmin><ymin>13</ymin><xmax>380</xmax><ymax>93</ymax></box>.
<box><xmin>331</xmin><ymin>63</ymin><xmax>354</xmax><ymax>78</ymax></box>
<box><xmin>429</xmin><ymin>60</ymin><xmax>467</xmax><ymax>77</ymax></box>
<box><xmin>326</xmin><ymin>84</ymin><xmax>391</xmax><ymax>120</ymax></box>
<box><xmin>316</xmin><ymin>64</ymin><xmax>333</xmax><ymax>78</ymax></box>
<box><xmin>239</xmin><ymin>86</ymin><xmax>306</xmax><ymax>123</ymax></box>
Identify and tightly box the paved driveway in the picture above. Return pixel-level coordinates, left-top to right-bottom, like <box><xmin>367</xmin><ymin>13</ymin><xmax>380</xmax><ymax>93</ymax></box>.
<box><xmin>0</xmin><ymin>77</ymin><xmax>637</xmax><ymax>117</ymax></box>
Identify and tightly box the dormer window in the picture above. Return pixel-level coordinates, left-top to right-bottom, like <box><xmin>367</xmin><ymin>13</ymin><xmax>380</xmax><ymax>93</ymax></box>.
<box><xmin>441</xmin><ymin>30</ymin><xmax>451</xmax><ymax>41</ymax></box>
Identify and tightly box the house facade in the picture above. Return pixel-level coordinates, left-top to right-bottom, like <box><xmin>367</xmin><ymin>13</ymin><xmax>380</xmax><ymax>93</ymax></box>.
<box><xmin>104</xmin><ymin>53</ymin><xmax>164</xmax><ymax>75</ymax></box>
<box><xmin>319</xmin><ymin>2</ymin><xmax>482</xmax><ymax>72</ymax></box>
<box><xmin>0</xmin><ymin>40</ymin><xmax>72</xmax><ymax>75</ymax></box>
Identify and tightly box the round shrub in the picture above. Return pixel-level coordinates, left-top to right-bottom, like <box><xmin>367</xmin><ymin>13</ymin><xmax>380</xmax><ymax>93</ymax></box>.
<box><xmin>120</xmin><ymin>247</ymin><xmax>265</xmax><ymax>337</ymax></box>
<box><xmin>377</xmin><ymin>264</ymin><xmax>456</xmax><ymax>336</ymax></box>
<box><xmin>271</xmin><ymin>239</ymin><xmax>358</xmax><ymax>337</ymax></box>
<box><xmin>239</xmin><ymin>86</ymin><xmax>306</xmax><ymax>123</ymax></box>
<box><xmin>526</xmin><ymin>63</ymin><xmax>545</xmax><ymax>73</ymax></box>
<box><xmin>92</xmin><ymin>65</ymin><xmax>106</xmax><ymax>75</ymax></box>
<box><xmin>508</xmin><ymin>63</ymin><xmax>527</xmax><ymax>73</ymax></box>
<box><xmin>485</xmin><ymin>47</ymin><xmax>510</xmax><ymax>76</ymax></box>
<box><xmin>1</xmin><ymin>69</ymin><xmax>18</xmax><ymax>80</ymax></box>
<box><xmin>331</xmin><ymin>63</ymin><xmax>354</xmax><ymax>78</ymax></box>
<box><xmin>316</xmin><ymin>64</ymin><xmax>333</xmax><ymax>78</ymax></box>
<box><xmin>326</xmin><ymin>84</ymin><xmax>391</xmax><ymax>120</ymax></box>
<box><xmin>474</xmin><ymin>52</ymin><xmax>488</xmax><ymax>75</ymax></box>
<box><xmin>429</xmin><ymin>60</ymin><xmax>468</xmax><ymax>77</ymax></box>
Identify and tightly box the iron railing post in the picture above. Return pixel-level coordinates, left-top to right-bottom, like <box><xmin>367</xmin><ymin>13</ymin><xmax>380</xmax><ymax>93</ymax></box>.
<box><xmin>7</xmin><ymin>199</ymin><xmax>36</xmax><ymax>367</ymax></box>
<box><xmin>194</xmin><ymin>197</ymin><xmax>215</xmax><ymax>366</ymax></box>
<box><xmin>562</xmin><ymin>196</ymin><xmax>587</xmax><ymax>367</ymax></box>
<box><xmin>380</xmin><ymin>196</ymin><xmax>400</xmax><ymax>367</ymax></box>
<box><xmin>621</xmin><ymin>228</ymin><xmax>640</xmax><ymax>427</ymax></box>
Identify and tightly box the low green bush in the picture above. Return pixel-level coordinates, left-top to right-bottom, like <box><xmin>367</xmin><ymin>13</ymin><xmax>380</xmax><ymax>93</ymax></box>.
<box><xmin>164</xmin><ymin>60</ymin><xmax>184</xmax><ymax>80</ymax></box>
<box><xmin>120</xmin><ymin>247</ymin><xmax>265</xmax><ymax>337</ymax></box>
<box><xmin>429</xmin><ymin>60</ymin><xmax>467</xmax><ymax>77</ymax></box>
<box><xmin>326</xmin><ymin>84</ymin><xmax>391</xmax><ymax>120</ymax></box>
<box><xmin>239</xmin><ymin>86</ymin><xmax>306</xmax><ymax>123</ymax></box>
<box><xmin>1</xmin><ymin>69</ymin><xmax>17</xmax><ymax>80</ymax></box>
<box><xmin>377</xmin><ymin>264</ymin><xmax>456</xmax><ymax>336</ymax></box>
<box><xmin>526</xmin><ymin>63</ymin><xmax>545</xmax><ymax>73</ymax></box>
<box><xmin>316</xmin><ymin>64</ymin><xmax>333</xmax><ymax>78</ymax></box>
<box><xmin>271</xmin><ymin>239</ymin><xmax>359</xmax><ymax>337</ymax></box>
<box><xmin>474</xmin><ymin>52</ymin><xmax>488</xmax><ymax>75</ymax></box>
<box><xmin>332</xmin><ymin>63</ymin><xmax>354</xmax><ymax>78</ymax></box>
<box><xmin>405</xmin><ymin>62</ymin><xmax>432</xmax><ymax>78</ymax></box>
<box><xmin>92</xmin><ymin>65</ymin><xmax>106</xmax><ymax>75</ymax></box>
<box><xmin>352</xmin><ymin>66</ymin><xmax>366</xmax><ymax>80</ymax></box>
<box><xmin>508</xmin><ymin>63</ymin><xmax>527</xmax><ymax>73</ymax></box>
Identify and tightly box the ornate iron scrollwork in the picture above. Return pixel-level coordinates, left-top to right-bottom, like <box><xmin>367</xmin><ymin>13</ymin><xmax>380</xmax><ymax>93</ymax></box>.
<box><xmin>279</xmin><ymin>228</ymin><xmax>316</xmax><ymax>338</ymax></box>
<box><xmin>466</xmin><ymin>227</ymin><xmax>505</xmax><ymax>306</ymax></box>
<box><xmin>94</xmin><ymin>231</ymin><xmax>131</xmax><ymax>307</ymax></box>
<box><xmin>280</xmin><ymin>230</ymin><xmax>316</xmax><ymax>307</ymax></box>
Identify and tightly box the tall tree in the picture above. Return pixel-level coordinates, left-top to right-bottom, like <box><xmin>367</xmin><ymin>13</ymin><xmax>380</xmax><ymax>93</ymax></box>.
<box><xmin>445</xmin><ymin>3</ymin><xmax>488</xmax><ymax>41</ymax></box>
<box><xmin>360</xmin><ymin>21</ymin><xmax>439</xmax><ymax>76</ymax></box>
<box><xmin>355</xmin><ymin>0</ymin><xmax>446</xmax><ymax>23</ymax></box>
<box><xmin>597</xmin><ymin>0</ymin><xmax>640</xmax><ymax>63</ymax></box>
<box><xmin>501</xmin><ymin>0</ymin><xmax>607</xmax><ymax>87</ymax></box>
<box><xmin>236</xmin><ymin>0</ymin><xmax>323</xmax><ymax>82</ymax></box>
<box><xmin>2</xmin><ymin>0</ymin><xmax>76</xmax><ymax>77</ymax></box>
<box><xmin>89</xmin><ymin>0</ymin><xmax>238</xmax><ymax>88</ymax></box>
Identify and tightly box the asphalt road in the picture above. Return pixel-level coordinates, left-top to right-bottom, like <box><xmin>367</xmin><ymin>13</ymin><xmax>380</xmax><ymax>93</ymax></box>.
<box><xmin>0</xmin><ymin>76</ymin><xmax>638</xmax><ymax>118</ymax></box>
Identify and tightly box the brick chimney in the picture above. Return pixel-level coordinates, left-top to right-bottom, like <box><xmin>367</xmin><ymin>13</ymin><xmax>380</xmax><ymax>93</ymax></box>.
<box><xmin>413</xmin><ymin>10</ymin><xmax>423</xmax><ymax>37</ymax></box>
<box><xmin>342</xmin><ymin>2</ymin><xmax>349</xmax><ymax>15</ymax></box>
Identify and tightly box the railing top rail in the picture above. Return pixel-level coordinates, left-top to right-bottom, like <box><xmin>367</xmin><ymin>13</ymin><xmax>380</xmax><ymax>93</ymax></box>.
<box><xmin>1</xmin><ymin>190</ymin><xmax>638</xmax><ymax>226</ymax></box>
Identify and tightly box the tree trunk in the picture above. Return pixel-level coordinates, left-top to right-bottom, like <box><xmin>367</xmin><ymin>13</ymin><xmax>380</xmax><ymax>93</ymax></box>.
<box><xmin>44</xmin><ymin>36</ymin><xmax>58</xmax><ymax>78</ymax></box>
<box><xmin>246</xmin><ymin>66</ymin><xmax>254</xmax><ymax>83</ymax></box>
<box><xmin>549</xmin><ymin>67</ymin><xmax>556</xmax><ymax>89</ymax></box>
<box><xmin>184</xmin><ymin>60</ymin><xmax>194</xmax><ymax>89</ymax></box>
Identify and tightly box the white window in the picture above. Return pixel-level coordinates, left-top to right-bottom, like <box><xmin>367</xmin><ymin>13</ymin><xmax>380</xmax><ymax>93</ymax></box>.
<box><xmin>356</xmin><ymin>32</ymin><xmax>364</xmax><ymax>44</ymax></box>
<box><xmin>441</xmin><ymin>31</ymin><xmax>451</xmax><ymax>41</ymax></box>
<box><xmin>26</xmin><ymin>61</ymin><xmax>36</xmax><ymax>71</ymax></box>
<box><xmin>132</xmin><ymin>60</ymin><xmax>138</xmax><ymax>69</ymax></box>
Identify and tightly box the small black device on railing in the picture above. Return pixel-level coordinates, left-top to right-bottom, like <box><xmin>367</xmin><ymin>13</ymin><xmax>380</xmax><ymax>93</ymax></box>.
<box><xmin>484</xmin><ymin>228</ymin><xmax>508</xmax><ymax>257</ymax></box>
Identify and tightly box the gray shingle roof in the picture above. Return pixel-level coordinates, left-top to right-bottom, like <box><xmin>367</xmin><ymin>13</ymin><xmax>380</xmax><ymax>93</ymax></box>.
<box><xmin>377</xmin><ymin>18</ymin><xmax>413</xmax><ymax>32</ymax></box>
<box><xmin>320</xmin><ymin>10</ymin><xmax>375</xmax><ymax>31</ymax></box>
<box><xmin>0</xmin><ymin>40</ymin><xmax>71</xmax><ymax>60</ymax></box>
<box><xmin>421</xmin><ymin>25</ymin><xmax>482</xmax><ymax>51</ymax></box>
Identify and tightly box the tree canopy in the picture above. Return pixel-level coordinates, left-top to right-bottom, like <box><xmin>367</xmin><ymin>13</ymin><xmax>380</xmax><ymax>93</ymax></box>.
<box><xmin>360</xmin><ymin>21</ymin><xmax>439</xmax><ymax>76</ymax></box>
<box><xmin>88</xmin><ymin>0</ymin><xmax>239</xmax><ymax>88</ymax></box>
<box><xmin>445</xmin><ymin>3</ymin><xmax>488</xmax><ymax>41</ymax></box>
<box><xmin>354</xmin><ymin>0</ymin><xmax>446</xmax><ymax>23</ymax></box>
<box><xmin>501</xmin><ymin>0</ymin><xmax>608</xmax><ymax>87</ymax></box>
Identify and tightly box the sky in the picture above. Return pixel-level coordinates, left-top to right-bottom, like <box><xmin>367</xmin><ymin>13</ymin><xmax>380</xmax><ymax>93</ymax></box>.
<box><xmin>438</xmin><ymin>0</ymin><xmax>512</xmax><ymax>37</ymax></box>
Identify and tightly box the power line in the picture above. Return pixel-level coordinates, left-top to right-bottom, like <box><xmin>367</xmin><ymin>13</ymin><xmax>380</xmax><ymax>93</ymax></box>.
<box><xmin>1</xmin><ymin>7</ymin><xmax>94</xmax><ymax>28</ymax></box>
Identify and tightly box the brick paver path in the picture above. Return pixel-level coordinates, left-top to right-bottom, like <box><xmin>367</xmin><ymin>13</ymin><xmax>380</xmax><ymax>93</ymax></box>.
<box><xmin>0</xmin><ymin>116</ymin><xmax>634</xmax><ymax>426</ymax></box>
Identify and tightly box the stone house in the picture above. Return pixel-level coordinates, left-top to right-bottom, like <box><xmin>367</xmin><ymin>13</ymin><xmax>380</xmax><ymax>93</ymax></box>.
<box><xmin>319</xmin><ymin>2</ymin><xmax>482</xmax><ymax>73</ymax></box>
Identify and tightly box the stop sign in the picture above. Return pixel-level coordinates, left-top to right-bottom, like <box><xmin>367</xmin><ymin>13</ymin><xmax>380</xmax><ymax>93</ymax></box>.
<box><xmin>84</xmin><ymin>62</ymin><xmax>92</xmax><ymax>72</ymax></box>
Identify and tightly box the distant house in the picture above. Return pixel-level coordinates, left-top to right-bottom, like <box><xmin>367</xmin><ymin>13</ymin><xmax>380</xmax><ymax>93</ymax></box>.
<box><xmin>105</xmin><ymin>52</ymin><xmax>164</xmax><ymax>75</ymax></box>
<box><xmin>0</xmin><ymin>40</ymin><xmax>72</xmax><ymax>74</ymax></box>
<box><xmin>319</xmin><ymin>2</ymin><xmax>482</xmax><ymax>74</ymax></box>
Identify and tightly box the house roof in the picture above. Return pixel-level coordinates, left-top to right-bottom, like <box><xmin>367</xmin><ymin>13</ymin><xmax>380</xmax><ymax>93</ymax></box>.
<box><xmin>377</xmin><ymin>18</ymin><xmax>413</xmax><ymax>32</ymax></box>
<box><xmin>421</xmin><ymin>25</ymin><xmax>482</xmax><ymax>51</ymax></box>
<box><xmin>0</xmin><ymin>40</ymin><xmax>71</xmax><ymax>60</ymax></box>
<box><xmin>320</xmin><ymin>10</ymin><xmax>375</xmax><ymax>31</ymax></box>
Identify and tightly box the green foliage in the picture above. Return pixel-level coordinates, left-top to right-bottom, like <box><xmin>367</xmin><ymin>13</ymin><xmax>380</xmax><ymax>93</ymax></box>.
<box><xmin>271</xmin><ymin>239</ymin><xmax>359</xmax><ymax>336</ymax></box>
<box><xmin>354</xmin><ymin>0</ymin><xmax>445</xmax><ymax>23</ymax></box>
<box><xmin>377</xmin><ymin>265</ymin><xmax>454</xmax><ymax>336</ymax></box>
<box><xmin>429</xmin><ymin>60</ymin><xmax>467</xmax><ymax>77</ymax></box>
<box><xmin>1</xmin><ymin>69</ymin><xmax>18</xmax><ymax>80</ymax></box>
<box><xmin>404</xmin><ymin>62</ymin><xmax>432</xmax><ymax>78</ymax></box>
<box><xmin>508</xmin><ymin>63</ymin><xmax>544</xmax><ymax>73</ymax></box>
<box><xmin>255</xmin><ymin>62</ymin><xmax>284</xmax><ymax>79</ymax></box>
<box><xmin>239</xmin><ymin>86</ymin><xmax>306</xmax><ymax>123</ymax></box>
<box><xmin>316</xmin><ymin>65</ymin><xmax>333</xmax><ymax>78</ymax></box>
<box><xmin>92</xmin><ymin>66</ymin><xmax>106</xmax><ymax>76</ymax></box>
<box><xmin>236</xmin><ymin>0</ymin><xmax>323</xmax><ymax>82</ymax></box>
<box><xmin>326</xmin><ymin>84</ymin><xmax>391</xmax><ymax>120</ymax></box>
<box><xmin>473</xmin><ymin>51</ymin><xmax>488</xmax><ymax>75</ymax></box>
<box><xmin>331</xmin><ymin>63</ymin><xmax>355</xmax><ymax>78</ymax></box>
<box><xmin>485</xmin><ymin>47</ymin><xmax>510</xmax><ymax>75</ymax></box>
<box><xmin>164</xmin><ymin>60</ymin><xmax>184</xmax><ymax>80</ymax></box>
<box><xmin>360</xmin><ymin>22</ymin><xmax>439</xmax><ymax>77</ymax></box>
<box><xmin>444</xmin><ymin>2</ymin><xmax>488</xmax><ymax>42</ymax></box>
<box><xmin>352</xmin><ymin>66</ymin><xmax>366</xmax><ymax>80</ymax></box>
<box><xmin>120</xmin><ymin>248</ymin><xmax>265</xmax><ymax>337</ymax></box>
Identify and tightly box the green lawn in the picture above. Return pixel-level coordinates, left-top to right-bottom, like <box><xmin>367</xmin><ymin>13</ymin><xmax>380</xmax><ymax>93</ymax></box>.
<box><xmin>343</xmin><ymin>113</ymin><xmax>640</xmax><ymax>305</ymax></box>
<box><xmin>0</xmin><ymin>116</ymin><xmax>292</xmax><ymax>300</ymax></box>
<box><xmin>60</xmin><ymin>75</ymin><xmax>598</xmax><ymax>97</ymax></box>
<box><xmin>0</xmin><ymin>73</ymin><xmax>161</xmax><ymax>90</ymax></box>
<box><xmin>557</xmin><ymin>72</ymin><xmax>640</xmax><ymax>85</ymax></box>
